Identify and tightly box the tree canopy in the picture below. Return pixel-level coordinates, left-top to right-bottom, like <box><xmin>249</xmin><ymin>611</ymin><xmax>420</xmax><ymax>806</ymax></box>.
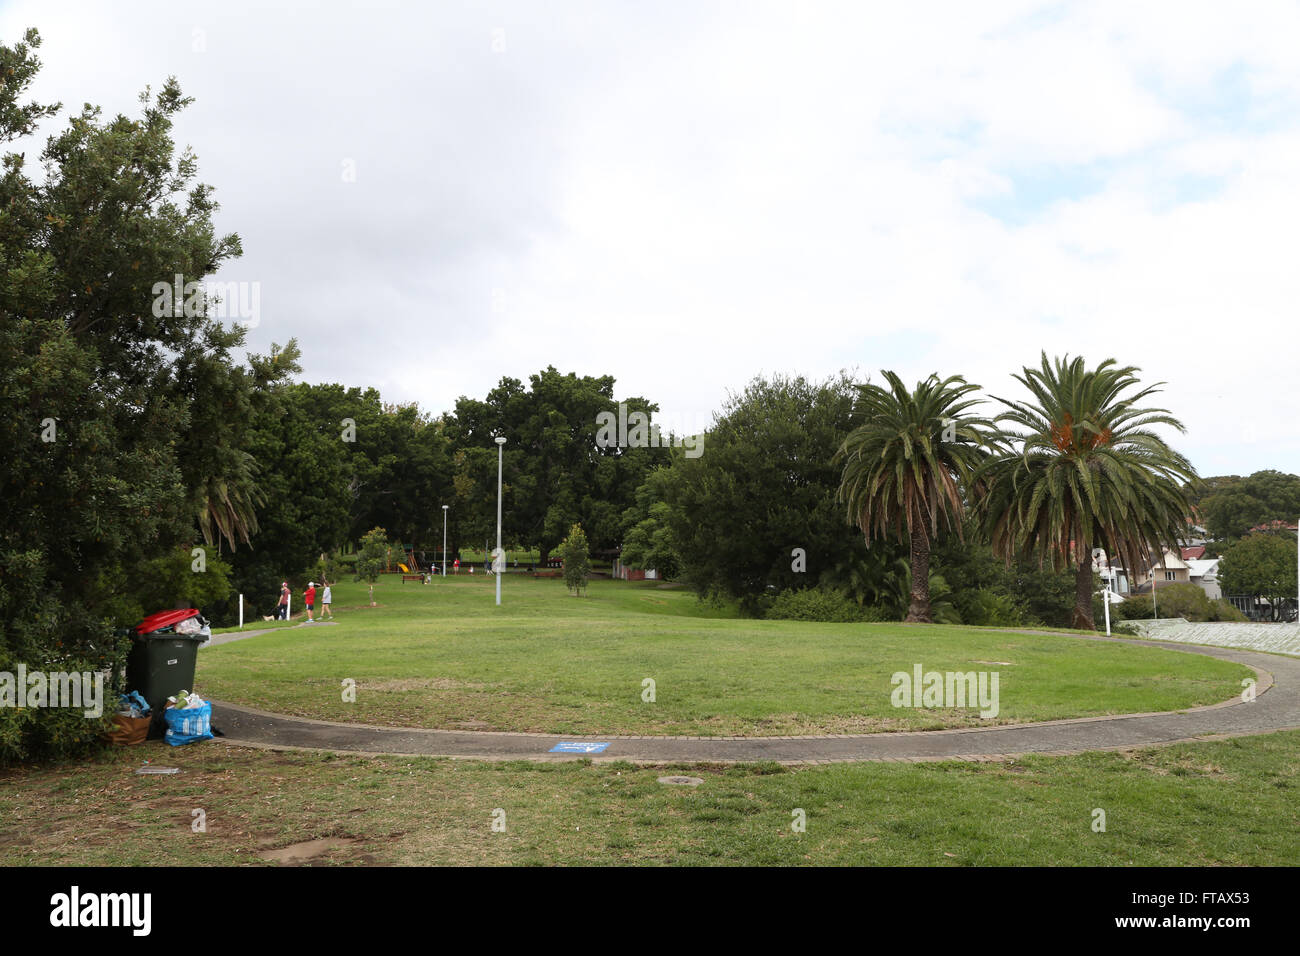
<box><xmin>1200</xmin><ymin>471</ymin><xmax>1300</xmax><ymax>542</ymax></box>
<box><xmin>1219</xmin><ymin>532</ymin><xmax>1298</xmax><ymax>619</ymax></box>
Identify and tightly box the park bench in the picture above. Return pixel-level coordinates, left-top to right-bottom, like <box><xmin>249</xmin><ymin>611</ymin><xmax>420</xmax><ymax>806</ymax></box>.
<box><xmin>396</xmin><ymin>563</ymin><xmax>425</xmax><ymax>583</ymax></box>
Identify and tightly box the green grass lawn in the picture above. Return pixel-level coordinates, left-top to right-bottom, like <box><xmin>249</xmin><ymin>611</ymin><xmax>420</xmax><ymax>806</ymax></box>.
<box><xmin>196</xmin><ymin>576</ymin><xmax>1249</xmax><ymax>736</ymax></box>
<box><xmin>3</xmin><ymin>732</ymin><xmax>1296</xmax><ymax>865</ymax></box>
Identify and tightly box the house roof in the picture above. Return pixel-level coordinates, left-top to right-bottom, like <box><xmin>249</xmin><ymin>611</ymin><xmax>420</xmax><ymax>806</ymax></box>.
<box><xmin>1250</xmin><ymin>520</ymin><xmax>1299</xmax><ymax>532</ymax></box>
<box><xmin>1153</xmin><ymin>550</ymin><xmax>1189</xmax><ymax>570</ymax></box>
<box><xmin>1180</xmin><ymin>545</ymin><xmax>1206</xmax><ymax>560</ymax></box>
<box><xmin>1186</xmin><ymin>559</ymin><xmax>1220</xmax><ymax>579</ymax></box>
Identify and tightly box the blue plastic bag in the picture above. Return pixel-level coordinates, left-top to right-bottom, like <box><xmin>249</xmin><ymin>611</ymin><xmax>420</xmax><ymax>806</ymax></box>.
<box><xmin>118</xmin><ymin>691</ymin><xmax>151</xmax><ymax>716</ymax></box>
<box><xmin>163</xmin><ymin>701</ymin><xmax>214</xmax><ymax>746</ymax></box>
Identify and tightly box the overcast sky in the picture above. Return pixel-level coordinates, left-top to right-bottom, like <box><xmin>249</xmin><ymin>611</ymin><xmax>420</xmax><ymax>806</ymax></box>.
<box><xmin>6</xmin><ymin>0</ymin><xmax>1299</xmax><ymax>476</ymax></box>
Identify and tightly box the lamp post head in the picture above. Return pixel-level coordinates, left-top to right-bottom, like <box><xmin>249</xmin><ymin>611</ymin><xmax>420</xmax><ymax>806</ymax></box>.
<box><xmin>494</xmin><ymin>436</ymin><xmax>507</xmax><ymax>446</ymax></box>
<box><xmin>442</xmin><ymin>505</ymin><xmax>448</xmax><ymax>511</ymax></box>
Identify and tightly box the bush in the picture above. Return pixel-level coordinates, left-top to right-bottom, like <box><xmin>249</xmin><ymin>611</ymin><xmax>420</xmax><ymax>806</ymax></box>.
<box><xmin>1114</xmin><ymin>592</ymin><xmax>1153</xmax><ymax>621</ymax></box>
<box><xmin>959</xmin><ymin>589</ymin><xmax>1026</xmax><ymax>628</ymax></box>
<box><xmin>766</xmin><ymin>588</ymin><xmax>888</xmax><ymax>623</ymax></box>
<box><xmin>355</xmin><ymin>527</ymin><xmax>393</xmax><ymax>606</ymax></box>
<box><xmin>559</xmin><ymin>524</ymin><xmax>591</xmax><ymax>596</ymax></box>
<box><xmin>0</xmin><ymin>633</ymin><xmax>128</xmax><ymax>766</ymax></box>
<box><xmin>1209</xmin><ymin>599</ymin><xmax>1248</xmax><ymax>622</ymax></box>
<box><xmin>1152</xmin><ymin>583</ymin><xmax>1217</xmax><ymax>621</ymax></box>
<box><xmin>1112</xmin><ymin>584</ymin><xmax>1246</xmax><ymax>623</ymax></box>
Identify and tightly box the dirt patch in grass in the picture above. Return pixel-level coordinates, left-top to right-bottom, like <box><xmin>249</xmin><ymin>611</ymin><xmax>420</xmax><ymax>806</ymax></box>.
<box><xmin>258</xmin><ymin>836</ymin><xmax>363</xmax><ymax>864</ymax></box>
<box><xmin>362</xmin><ymin>677</ymin><xmax>486</xmax><ymax>692</ymax></box>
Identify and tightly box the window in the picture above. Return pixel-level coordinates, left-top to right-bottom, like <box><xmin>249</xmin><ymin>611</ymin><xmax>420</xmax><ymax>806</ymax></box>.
<box><xmin>1165</xmin><ymin>571</ymin><xmax>1175</xmax><ymax>581</ymax></box>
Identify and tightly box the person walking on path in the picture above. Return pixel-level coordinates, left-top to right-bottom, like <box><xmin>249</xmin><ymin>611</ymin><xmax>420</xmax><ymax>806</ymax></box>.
<box><xmin>304</xmin><ymin>582</ymin><xmax>317</xmax><ymax>622</ymax></box>
<box><xmin>320</xmin><ymin>581</ymin><xmax>333</xmax><ymax>620</ymax></box>
<box><xmin>277</xmin><ymin>581</ymin><xmax>290</xmax><ymax>620</ymax></box>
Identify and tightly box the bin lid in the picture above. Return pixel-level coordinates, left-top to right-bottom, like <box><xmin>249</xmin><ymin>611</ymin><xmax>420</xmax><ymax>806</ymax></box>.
<box><xmin>133</xmin><ymin>608</ymin><xmax>201</xmax><ymax>636</ymax></box>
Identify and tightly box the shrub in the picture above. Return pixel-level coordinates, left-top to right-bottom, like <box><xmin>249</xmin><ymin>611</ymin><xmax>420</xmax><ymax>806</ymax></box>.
<box><xmin>1209</xmin><ymin>599</ymin><xmax>1248</xmax><ymax>622</ymax></box>
<box><xmin>560</xmin><ymin>524</ymin><xmax>591</xmax><ymax>596</ymax></box>
<box><xmin>766</xmin><ymin>588</ymin><xmax>888</xmax><ymax>623</ymax></box>
<box><xmin>0</xmin><ymin>632</ymin><xmax>128</xmax><ymax>766</ymax></box>
<box><xmin>1114</xmin><ymin>593</ymin><xmax>1153</xmax><ymax>621</ymax></box>
<box><xmin>355</xmin><ymin>527</ymin><xmax>393</xmax><ymax>605</ymax></box>
<box><xmin>1112</xmin><ymin>584</ymin><xmax>1245</xmax><ymax>623</ymax></box>
<box><xmin>960</xmin><ymin>589</ymin><xmax>1026</xmax><ymax>628</ymax></box>
<box><xmin>1151</xmin><ymin>583</ymin><xmax>1215</xmax><ymax>621</ymax></box>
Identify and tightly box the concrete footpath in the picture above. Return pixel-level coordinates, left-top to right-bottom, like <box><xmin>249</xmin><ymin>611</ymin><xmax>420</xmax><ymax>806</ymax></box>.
<box><xmin>207</xmin><ymin>620</ymin><xmax>339</xmax><ymax>647</ymax></box>
<box><xmin>209</xmin><ymin>635</ymin><xmax>1300</xmax><ymax>765</ymax></box>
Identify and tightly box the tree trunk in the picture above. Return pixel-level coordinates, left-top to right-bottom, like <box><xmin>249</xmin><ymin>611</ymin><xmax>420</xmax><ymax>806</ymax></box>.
<box><xmin>905</xmin><ymin>528</ymin><xmax>932</xmax><ymax>623</ymax></box>
<box><xmin>1072</xmin><ymin>553</ymin><xmax>1095</xmax><ymax>630</ymax></box>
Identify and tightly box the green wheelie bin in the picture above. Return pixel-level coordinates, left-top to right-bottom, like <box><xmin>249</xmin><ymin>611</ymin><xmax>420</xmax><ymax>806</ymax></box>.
<box><xmin>124</xmin><ymin>609</ymin><xmax>209</xmax><ymax>738</ymax></box>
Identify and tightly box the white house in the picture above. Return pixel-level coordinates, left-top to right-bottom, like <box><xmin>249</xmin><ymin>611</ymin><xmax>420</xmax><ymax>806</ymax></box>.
<box><xmin>1186</xmin><ymin>558</ymin><xmax>1222</xmax><ymax>601</ymax></box>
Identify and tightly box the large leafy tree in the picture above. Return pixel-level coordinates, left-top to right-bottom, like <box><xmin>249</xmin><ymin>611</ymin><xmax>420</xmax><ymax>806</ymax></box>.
<box><xmin>1219</xmin><ymin>531</ymin><xmax>1298</xmax><ymax>620</ymax></box>
<box><xmin>216</xmin><ymin>380</ymin><xmax>458</xmax><ymax>620</ymax></box>
<box><xmin>0</xmin><ymin>30</ymin><xmax>291</xmax><ymax>759</ymax></box>
<box><xmin>654</xmin><ymin>373</ymin><xmax>872</xmax><ymax>611</ymax></box>
<box><xmin>979</xmin><ymin>353</ymin><xmax>1198</xmax><ymax>630</ymax></box>
<box><xmin>446</xmin><ymin>367</ymin><xmax>657</xmax><ymax>562</ymax></box>
<box><xmin>836</xmin><ymin>371</ymin><xmax>995</xmax><ymax>623</ymax></box>
<box><xmin>618</xmin><ymin>466</ymin><xmax>682</xmax><ymax>581</ymax></box>
<box><xmin>220</xmin><ymin>378</ymin><xmax>352</xmax><ymax>618</ymax></box>
<box><xmin>345</xmin><ymin>395</ymin><xmax>455</xmax><ymax>548</ymax></box>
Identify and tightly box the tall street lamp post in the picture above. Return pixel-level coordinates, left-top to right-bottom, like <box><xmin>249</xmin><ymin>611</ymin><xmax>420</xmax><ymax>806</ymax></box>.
<box><xmin>441</xmin><ymin>504</ymin><xmax>449</xmax><ymax>577</ymax></box>
<box><xmin>495</xmin><ymin>436</ymin><xmax>507</xmax><ymax>606</ymax></box>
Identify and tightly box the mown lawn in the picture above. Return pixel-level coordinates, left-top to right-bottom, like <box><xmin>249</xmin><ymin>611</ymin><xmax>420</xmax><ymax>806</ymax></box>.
<box><xmin>2</xmin><ymin>731</ymin><xmax>1296</xmax><ymax>866</ymax></box>
<box><xmin>195</xmin><ymin>576</ymin><xmax>1250</xmax><ymax>736</ymax></box>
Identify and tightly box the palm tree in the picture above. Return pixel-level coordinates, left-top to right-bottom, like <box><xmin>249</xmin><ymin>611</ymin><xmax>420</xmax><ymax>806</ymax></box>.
<box><xmin>979</xmin><ymin>353</ymin><xmax>1198</xmax><ymax>630</ymax></box>
<box><xmin>836</xmin><ymin>372</ymin><xmax>995</xmax><ymax>623</ymax></box>
<box><xmin>194</xmin><ymin>448</ymin><xmax>263</xmax><ymax>551</ymax></box>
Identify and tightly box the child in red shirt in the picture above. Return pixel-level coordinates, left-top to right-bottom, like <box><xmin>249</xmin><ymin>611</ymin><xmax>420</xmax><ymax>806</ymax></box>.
<box><xmin>304</xmin><ymin>582</ymin><xmax>317</xmax><ymax>622</ymax></box>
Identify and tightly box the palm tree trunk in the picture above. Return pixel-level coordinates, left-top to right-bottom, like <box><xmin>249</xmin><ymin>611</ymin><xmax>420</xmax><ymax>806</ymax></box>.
<box><xmin>906</xmin><ymin>528</ymin><xmax>932</xmax><ymax>623</ymax></box>
<box><xmin>1072</xmin><ymin>553</ymin><xmax>1094</xmax><ymax>630</ymax></box>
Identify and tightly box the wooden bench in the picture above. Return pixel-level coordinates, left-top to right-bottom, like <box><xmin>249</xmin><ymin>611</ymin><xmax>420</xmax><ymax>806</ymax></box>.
<box><xmin>401</xmin><ymin>574</ymin><xmax>424</xmax><ymax>583</ymax></box>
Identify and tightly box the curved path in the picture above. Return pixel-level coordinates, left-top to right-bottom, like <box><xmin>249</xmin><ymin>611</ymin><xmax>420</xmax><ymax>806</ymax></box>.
<box><xmin>211</xmin><ymin>634</ymin><xmax>1300</xmax><ymax>765</ymax></box>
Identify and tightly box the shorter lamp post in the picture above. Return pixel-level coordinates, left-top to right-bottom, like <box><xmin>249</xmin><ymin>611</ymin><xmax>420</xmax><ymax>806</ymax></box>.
<box><xmin>441</xmin><ymin>504</ymin><xmax>449</xmax><ymax>577</ymax></box>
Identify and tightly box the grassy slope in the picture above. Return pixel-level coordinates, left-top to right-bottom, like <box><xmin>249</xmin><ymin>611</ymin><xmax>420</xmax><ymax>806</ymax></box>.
<box><xmin>196</xmin><ymin>576</ymin><xmax>1249</xmax><ymax>736</ymax></box>
<box><xmin>2</xmin><ymin>732</ymin><xmax>1297</xmax><ymax>866</ymax></box>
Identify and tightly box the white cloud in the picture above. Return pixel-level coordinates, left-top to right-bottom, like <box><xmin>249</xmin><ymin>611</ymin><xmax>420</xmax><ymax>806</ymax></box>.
<box><xmin>3</xmin><ymin>0</ymin><xmax>1297</xmax><ymax>474</ymax></box>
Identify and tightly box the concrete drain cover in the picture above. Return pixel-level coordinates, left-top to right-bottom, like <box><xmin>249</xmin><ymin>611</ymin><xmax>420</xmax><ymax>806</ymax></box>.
<box><xmin>658</xmin><ymin>775</ymin><xmax>704</xmax><ymax>787</ymax></box>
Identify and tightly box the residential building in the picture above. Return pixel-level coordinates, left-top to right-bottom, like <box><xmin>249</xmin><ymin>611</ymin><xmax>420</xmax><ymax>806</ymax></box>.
<box><xmin>1186</xmin><ymin>558</ymin><xmax>1222</xmax><ymax>600</ymax></box>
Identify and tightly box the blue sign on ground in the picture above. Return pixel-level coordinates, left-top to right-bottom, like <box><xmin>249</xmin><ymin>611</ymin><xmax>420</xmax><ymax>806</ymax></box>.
<box><xmin>550</xmin><ymin>741</ymin><xmax>610</xmax><ymax>754</ymax></box>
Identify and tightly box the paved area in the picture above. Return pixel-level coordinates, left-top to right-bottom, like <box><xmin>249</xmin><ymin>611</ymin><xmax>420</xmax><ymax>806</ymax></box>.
<box><xmin>1127</xmin><ymin>619</ymin><xmax>1300</xmax><ymax>657</ymax></box>
<box><xmin>209</xmin><ymin>634</ymin><xmax>1300</xmax><ymax>764</ymax></box>
<box><xmin>207</xmin><ymin>620</ymin><xmax>339</xmax><ymax>647</ymax></box>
